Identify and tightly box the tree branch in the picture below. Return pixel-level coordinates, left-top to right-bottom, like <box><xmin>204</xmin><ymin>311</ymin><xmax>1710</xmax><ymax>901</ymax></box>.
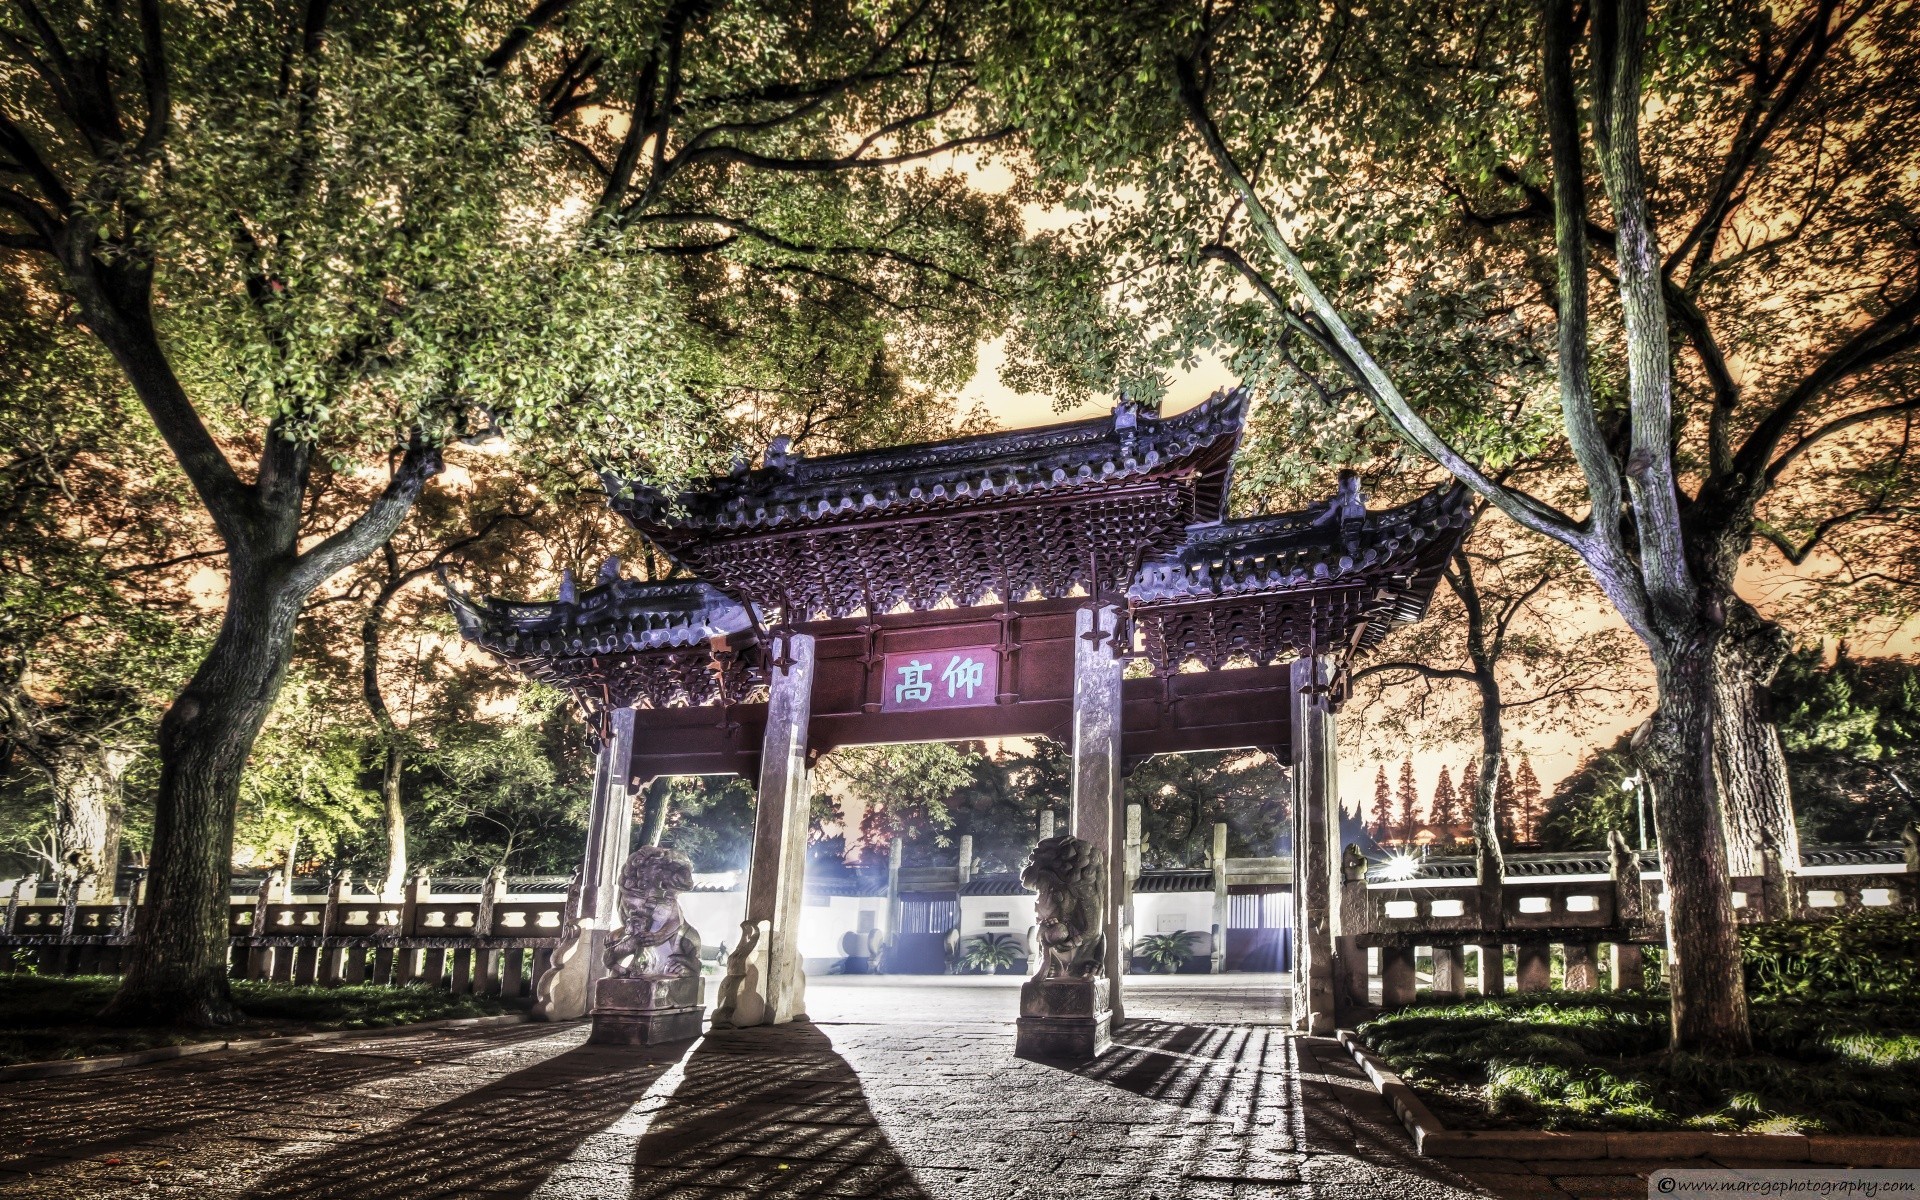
<box><xmin>1172</xmin><ymin>54</ymin><xmax>1586</xmax><ymax>548</ymax></box>
<box><xmin>287</xmin><ymin>435</ymin><xmax>441</xmax><ymax>594</ymax></box>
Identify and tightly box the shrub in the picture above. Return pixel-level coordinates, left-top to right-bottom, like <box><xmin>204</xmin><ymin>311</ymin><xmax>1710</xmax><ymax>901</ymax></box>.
<box><xmin>1137</xmin><ymin>930</ymin><xmax>1202</xmax><ymax>974</ymax></box>
<box><xmin>1743</xmin><ymin>913</ymin><xmax>1920</xmax><ymax>999</ymax></box>
<box><xmin>961</xmin><ymin>933</ymin><xmax>1021</xmax><ymax>974</ymax></box>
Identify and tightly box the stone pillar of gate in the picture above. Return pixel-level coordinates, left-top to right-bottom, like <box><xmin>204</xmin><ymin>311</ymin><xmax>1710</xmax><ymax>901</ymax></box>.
<box><xmin>533</xmin><ymin>704</ymin><xmax>637</xmax><ymax>1021</ymax></box>
<box><xmin>1290</xmin><ymin>654</ymin><xmax>1341</xmax><ymax>1035</ymax></box>
<box><xmin>713</xmin><ymin>633</ymin><xmax>816</xmax><ymax>1029</ymax></box>
<box><xmin>1017</xmin><ymin>604</ymin><xmax>1122</xmax><ymax>1060</ymax></box>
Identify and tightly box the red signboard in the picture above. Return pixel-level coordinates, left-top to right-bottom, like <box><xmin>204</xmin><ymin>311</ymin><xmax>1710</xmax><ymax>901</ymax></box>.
<box><xmin>880</xmin><ymin>646</ymin><xmax>1000</xmax><ymax>712</ymax></box>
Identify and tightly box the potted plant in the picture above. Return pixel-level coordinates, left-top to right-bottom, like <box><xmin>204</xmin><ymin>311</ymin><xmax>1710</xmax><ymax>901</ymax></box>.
<box><xmin>961</xmin><ymin>933</ymin><xmax>1021</xmax><ymax>975</ymax></box>
<box><xmin>1137</xmin><ymin>930</ymin><xmax>1202</xmax><ymax>974</ymax></box>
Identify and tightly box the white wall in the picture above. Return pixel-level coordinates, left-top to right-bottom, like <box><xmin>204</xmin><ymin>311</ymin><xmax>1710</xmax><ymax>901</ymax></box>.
<box><xmin>798</xmin><ymin>894</ymin><xmax>889</xmax><ymax>965</ymax></box>
<box><xmin>958</xmin><ymin>893</ymin><xmax>1036</xmax><ymax>943</ymax></box>
<box><xmin>680</xmin><ymin>890</ymin><xmax>747</xmax><ymax>958</ymax></box>
<box><xmin>1130</xmin><ymin>892</ymin><xmax>1218</xmax><ymax>957</ymax></box>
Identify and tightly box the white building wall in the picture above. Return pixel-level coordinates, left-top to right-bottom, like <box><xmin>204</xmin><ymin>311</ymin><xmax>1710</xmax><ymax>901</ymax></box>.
<box><xmin>958</xmin><ymin>893</ymin><xmax>1036</xmax><ymax>942</ymax></box>
<box><xmin>1130</xmin><ymin>891</ymin><xmax>1217</xmax><ymax>957</ymax></box>
<box><xmin>680</xmin><ymin>890</ymin><xmax>747</xmax><ymax>960</ymax></box>
<box><xmin>798</xmin><ymin>894</ymin><xmax>889</xmax><ymax>967</ymax></box>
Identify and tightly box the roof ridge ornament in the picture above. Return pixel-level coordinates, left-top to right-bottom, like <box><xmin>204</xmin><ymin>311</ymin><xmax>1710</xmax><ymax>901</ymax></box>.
<box><xmin>764</xmin><ymin>435</ymin><xmax>799</xmax><ymax>474</ymax></box>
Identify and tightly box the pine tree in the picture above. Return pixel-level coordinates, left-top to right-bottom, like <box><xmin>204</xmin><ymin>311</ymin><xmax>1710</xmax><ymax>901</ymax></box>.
<box><xmin>1459</xmin><ymin>759</ymin><xmax>1480</xmax><ymax>818</ymax></box>
<box><xmin>1430</xmin><ymin>766</ymin><xmax>1459</xmax><ymax>842</ymax></box>
<box><xmin>1395</xmin><ymin>758</ymin><xmax>1419</xmax><ymax>844</ymax></box>
<box><xmin>1496</xmin><ymin>758</ymin><xmax>1518</xmax><ymax>843</ymax></box>
<box><xmin>1514</xmin><ymin>757</ymin><xmax>1544</xmax><ymax>845</ymax></box>
<box><xmin>1370</xmin><ymin>765</ymin><xmax>1393</xmax><ymax>842</ymax></box>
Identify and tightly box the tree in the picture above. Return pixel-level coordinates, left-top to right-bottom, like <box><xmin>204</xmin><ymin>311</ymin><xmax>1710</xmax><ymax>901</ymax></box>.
<box><xmin>1513</xmin><ymin>757</ymin><xmax>1544</xmax><ymax>846</ymax></box>
<box><xmin>978</xmin><ymin>0</ymin><xmax>1920</xmax><ymax>1051</ymax></box>
<box><xmin>0</xmin><ymin>0</ymin><xmax>581</xmax><ymax>1025</ymax></box>
<box><xmin>945</xmin><ymin>742</ymin><xmax>1073</xmax><ymax>875</ymax></box>
<box><xmin>1542</xmin><ymin>732</ymin><xmax>1643</xmax><ymax>852</ymax></box>
<box><xmin>822</xmin><ymin>743</ymin><xmax>981</xmax><ymax>866</ymax></box>
<box><xmin>1430</xmin><ymin>766</ymin><xmax>1460</xmax><ymax>843</ymax></box>
<box><xmin>0</xmin><ymin>270</ymin><xmax>209</xmax><ymax>896</ymax></box>
<box><xmin>1369</xmin><ymin>765</ymin><xmax>1393</xmax><ymax>843</ymax></box>
<box><xmin>1773</xmin><ymin>649</ymin><xmax>1920</xmax><ymax>845</ymax></box>
<box><xmin>1459</xmin><ymin>760</ymin><xmax>1481</xmax><ymax>834</ymax></box>
<box><xmin>345</xmin><ymin>487</ymin><xmax>532</xmax><ymax>898</ymax></box>
<box><xmin>4</xmin><ymin>0</ymin><xmax>1030</xmax><ymax>1024</ymax></box>
<box><xmin>1125</xmin><ymin>750</ymin><xmax>1287</xmax><ymax>866</ymax></box>
<box><xmin>1394</xmin><ymin>758</ymin><xmax>1419</xmax><ymax>845</ymax></box>
<box><xmin>1495</xmin><ymin>759</ymin><xmax>1518</xmax><ymax>844</ymax></box>
<box><xmin>654</xmin><ymin>776</ymin><xmax>757</xmax><ymax>875</ymax></box>
<box><xmin>1349</xmin><ymin>520</ymin><xmax>1636</xmax><ymax>878</ymax></box>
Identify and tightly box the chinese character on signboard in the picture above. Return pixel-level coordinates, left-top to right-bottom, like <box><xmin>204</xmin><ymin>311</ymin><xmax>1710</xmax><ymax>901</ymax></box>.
<box><xmin>880</xmin><ymin>647</ymin><xmax>1000</xmax><ymax>712</ymax></box>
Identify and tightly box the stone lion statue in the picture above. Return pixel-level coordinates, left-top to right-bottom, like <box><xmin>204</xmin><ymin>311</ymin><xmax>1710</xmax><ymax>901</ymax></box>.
<box><xmin>604</xmin><ymin>846</ymin><xmax>702</xmax><ymax>979</ymax></box>
<box><xmin>1022</xmin><ymin>834</ymin><xmax>1107</xmax><ymax>979</ymax></box>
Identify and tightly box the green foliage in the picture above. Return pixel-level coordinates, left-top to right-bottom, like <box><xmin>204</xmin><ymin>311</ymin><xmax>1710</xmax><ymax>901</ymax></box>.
<box><xmin>236</xmin><ymin>671</ymin><xmax>378</xmax><ymax>869</ymax></box>
<box><xmin>403</xmin><ymin>682</ymin><xmax>592</xmax><ymax>875</ymax></box>
<box><xmin>1359</xmin><ymin>989</ymin><xmax>1920</xmax><ymax>1135</ymax></box>
<box><xmin>1774</xmin><ymin>650</ymin><xmax>1920</xmax><ymax>844</ymax></box>
<box><xmin>827</xmin><ymin>742</ymin><xmax>984</xmax><ymax>867</ymax></box>
<box><xmin>962</xmin><ymin>934</ymin><xmax>1022</xmax><ymax>973</ymax></box>
<box><xmin>1124</xmin><ymin>750</ymin><xmax>1288</xmax><ymax>867</ymax></box>
<box><xmin>1136</xmin><ymin>930</ymin><xmax>1202</xmax><ymax>974</ymax></box>
<box><xmin>656</xmin><ymin>776</ymin><xmax>757</xmax><ymax>875</ymax></box>
<box><xmin>1743</xmin><ymin>915</ymin><xmax>1920</xmax><ymax>1000</ymax></box>
<box><xmin>945</xmin><ymin>739</ymin><xmax>1070</xmax><ymax>874</ymax></box>
<box><xmin>1539</xmin><ymin>733</ymin><xmax>1645</xmax><ymax>852</ymax></box>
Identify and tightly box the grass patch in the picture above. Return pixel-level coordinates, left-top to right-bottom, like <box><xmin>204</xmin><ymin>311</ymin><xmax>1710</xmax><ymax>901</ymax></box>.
<box><xmin>1358</xmin><ymin>990</ymin><xmax>1920</xmax><ymax>1136</ymax></box>
<box><xmin>0</xmin><ymin>974</ymin><xmax>523</xmax><ymax>1066</ymax></box>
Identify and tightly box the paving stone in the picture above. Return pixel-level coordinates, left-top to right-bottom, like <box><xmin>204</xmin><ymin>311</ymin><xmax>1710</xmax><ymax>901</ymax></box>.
<box><xmin>0</xmin><ymin>976</ymin><xmax>1496</xmax><ymax>1200</ymax></box>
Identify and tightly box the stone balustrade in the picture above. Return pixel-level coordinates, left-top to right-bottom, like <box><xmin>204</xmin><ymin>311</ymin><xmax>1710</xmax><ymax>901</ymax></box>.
<box><xmin>1339</xmin><ymin>839</ymin><xmax>1917</xmax><ymax>1010</ymax></box>
<box><xmin>0</xmin><ymin>870</ymin><xmax>566</xmax><ymax>999</ymax></box>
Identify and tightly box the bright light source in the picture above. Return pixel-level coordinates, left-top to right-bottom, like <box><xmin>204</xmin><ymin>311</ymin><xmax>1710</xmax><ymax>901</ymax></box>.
<box><xmin>1620</xmin><ymin>773</ymin><xmax>1641</xmax><ymax>792</ymax></box>
<box><xmin>1380</xmin><ymin>853</ymin><xmax>1420</xmax><ymax>882</ymax></box>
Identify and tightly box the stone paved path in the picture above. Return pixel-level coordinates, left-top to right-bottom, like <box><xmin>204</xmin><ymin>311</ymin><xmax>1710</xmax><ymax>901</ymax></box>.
<box><xmin>0</xmin><ymin>976</ymin><xmax>1489</xmax><ymax>1199</ymax></box>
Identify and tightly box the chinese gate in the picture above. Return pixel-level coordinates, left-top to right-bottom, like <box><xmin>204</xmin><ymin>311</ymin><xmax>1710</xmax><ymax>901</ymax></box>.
<box><xmin>448</xmin><ymin>390</ymin><xmax>1472</xmax><ymax>1051</ymax></box>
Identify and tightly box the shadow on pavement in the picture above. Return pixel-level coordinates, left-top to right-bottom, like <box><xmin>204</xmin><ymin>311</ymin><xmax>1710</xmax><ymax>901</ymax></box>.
<box><xmin>238</xmin><ymin>1036</ymin><xmax>681</xmax><ymax>1199</ymax></box>
<box><xmin>0</xmin><ymin>1023</ymin><xmax>564</xmax><ymax>1179</ymax></box>
<box><xmin>629</xmin><ymin>1022</ymin><xmax>931</xmax><ymax>1199</ymax></box>
<box><xmin>1076</xmin><ymin>1019</ymin><xmax>1289</xmax><ymax>1115</ymax></box>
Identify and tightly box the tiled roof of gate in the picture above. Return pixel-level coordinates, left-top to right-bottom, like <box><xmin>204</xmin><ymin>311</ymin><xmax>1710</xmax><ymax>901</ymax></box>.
<box><xmin>1133</xmin><ymin>484</ymin><xmax>1471</xmax><ymax>608</ymax></box>
<box><xmin>443</xmin><ymin>573</ymin><xmax>753</xmax><ymax>659</ymax></box>
<box><xmin>1128</xmin><ymin>482</ymin><xmax>1474</xmax><ymax>666</ymax></box>
<box><xmin>607</xmin><ymin>391</ymin><xmax>1248</xmax><ymax>535</ymax></box>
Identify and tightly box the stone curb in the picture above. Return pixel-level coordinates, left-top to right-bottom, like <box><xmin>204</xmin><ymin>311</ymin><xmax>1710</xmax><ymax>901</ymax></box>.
<box><xmin>0</xmin><ymin>1011</ymin><xmax>535</xmax><ymax>1083</ymax></box>
<box><xmin>1333</xmin><ymin>1029</ymin><xmax>1920</xmax><ymax>1167</ymax></box>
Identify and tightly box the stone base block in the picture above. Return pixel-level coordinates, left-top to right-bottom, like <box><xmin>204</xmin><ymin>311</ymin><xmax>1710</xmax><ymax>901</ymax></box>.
<box><xmin>590</xmin><ymin>974</ymin><xmax>704</xmax><ymax>1045</ymax></box>
<box><xmin>1015</xmin><ymin>976</ymin><xmax>1111</xmax><ymax>1061</ymax></box>
<box><xmin>591</xmin><ymin>1005</ymin><xmax>703</xmax><ymax>1045</ymax></box>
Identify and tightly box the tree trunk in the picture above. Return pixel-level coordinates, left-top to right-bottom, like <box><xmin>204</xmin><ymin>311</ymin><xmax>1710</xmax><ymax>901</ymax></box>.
<box><xmin>1640</xmin><ymin>637</ymin><xmax>1752</xmax><ymax>1054</ymax></box>
<box><xmin>640</xmin><ymin>777</ymin><xmax>672</xmax><ymax>847</ymax></box>
<box><xmin>1710</xmin><ymin>597</ymin><xmax>1799</xmax><ymax>876</ymax></box>
<box><xmin>47</xmin><ymin>744</ymin><xmax>133</xmax><ymax>901</ymax></box>
<box><xmin>362</xmin><ymin>569</ymin><xmax>410</xmax><ymax>901</ymax></box>
<box><xmin>378</xmin><ymin>742</ymin><xmax>408</xmax><ymax>900</ymax></box>
<box><xmin>102</xmin><ymin>566</ymin><xmax>303</xmax><ymax>1027</ymax></box>
<box><xmin>1472</xmin><ymin>678</ymin><xmax>1507</xmax><ymax>882</ymax></box>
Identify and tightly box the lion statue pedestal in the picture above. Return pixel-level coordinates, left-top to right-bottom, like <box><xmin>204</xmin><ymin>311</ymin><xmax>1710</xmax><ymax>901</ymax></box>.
<box><xmin>1014</xmin><ymin>834</ymin><xmax>1111</xmax><ymax>1061</ymax></box>
<box><xmin>591</xmin><ymin>846</ymin><xmax>704</xmax><ymax>1045</ymax></box>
